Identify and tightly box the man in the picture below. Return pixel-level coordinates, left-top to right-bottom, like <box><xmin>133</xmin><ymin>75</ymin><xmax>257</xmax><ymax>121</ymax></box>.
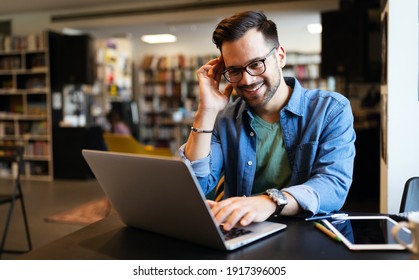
<box><xmin>180</xmin><ymin>11</ymin><xmax>356</xmax><ymax>230</ymax></box>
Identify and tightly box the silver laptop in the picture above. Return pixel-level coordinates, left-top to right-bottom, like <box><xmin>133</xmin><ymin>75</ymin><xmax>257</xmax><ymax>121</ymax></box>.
<box><xmin>82</xmin><ymin>149</ymin><xmax>286</xmax><ymax>251</ymax></box>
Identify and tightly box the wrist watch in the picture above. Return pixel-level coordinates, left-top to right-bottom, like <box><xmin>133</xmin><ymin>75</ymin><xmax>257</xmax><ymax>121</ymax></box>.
<box><xmin>265</xmin><ymin>188</ymin><xmax>288</xmax><ymax>216</ymax></box>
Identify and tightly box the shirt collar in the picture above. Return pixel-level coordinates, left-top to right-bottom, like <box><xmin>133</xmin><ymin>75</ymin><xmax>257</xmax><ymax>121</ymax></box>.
<box><xmin>283</xmin><ymin>77</ymin><xmax>304</xmax><ymax>117</ymax></box>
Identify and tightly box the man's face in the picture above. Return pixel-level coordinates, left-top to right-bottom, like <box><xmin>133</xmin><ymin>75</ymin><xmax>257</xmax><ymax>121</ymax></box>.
<box><xmin>221</xmin><ymin>29</ymin><xmax>284</xmax><ymax>110</ymax></box>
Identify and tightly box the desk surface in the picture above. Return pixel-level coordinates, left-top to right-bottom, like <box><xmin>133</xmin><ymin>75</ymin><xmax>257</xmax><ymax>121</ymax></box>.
<box><xmin>20</xmin><ymin>213</ymin><xmax>412</xmax><ymax>260</ymax></box>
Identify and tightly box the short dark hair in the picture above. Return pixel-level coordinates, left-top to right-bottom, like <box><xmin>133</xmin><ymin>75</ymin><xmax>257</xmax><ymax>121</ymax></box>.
<box><xmin>212</xmin><ymin>11</ymin><xmax>279</xmax><ymax>51</ymax></box>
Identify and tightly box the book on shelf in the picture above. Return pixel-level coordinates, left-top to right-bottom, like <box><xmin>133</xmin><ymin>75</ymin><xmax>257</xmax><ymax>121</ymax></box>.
<box><xmin>0</xmin><ymin>33</ymin><xmax>46</xmax><ymax>52</ymax></box>
<box><xmin>140</xmin><ymin>55</ymin><xmax>154</xmax><ymax>69</ymax></box>
<box><xmin>27</xmin><ymin>102</ymin><xmax>47</xmax><ymax>116</ymax></box>
<box><xmin>22</xmin><ymin>121</ymin><xmax>48</xmax><ymax>135</ymax></box>
<box><xmin>28</xmin><ymin>141</ymin><xmax>49</xmax><ymax>156</ymax></box>
<box><xmin>1</xmin><ymin>122</ymin><xmax>15</xmax><ymax>135</ymax></box>
<box><xmin>0</xmin><ymin>55</ymin><xmax>22</xmax><ymax>70</ymax></box>
<box><xmin>27</xmin><ymin>52</ymin><xmax>46</xmax><ymax>70</ymax></box>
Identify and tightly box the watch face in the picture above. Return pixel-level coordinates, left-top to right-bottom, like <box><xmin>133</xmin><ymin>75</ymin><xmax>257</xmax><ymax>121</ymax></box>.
<box><xmin>276</xmin><ymin>192</ymin><xmax>287</xmax><ymax>205</ymax></box>
<box><xmin>268</xmin><ymin>189</ymin><xmax>288</xmax><ymax>206</ymax></box>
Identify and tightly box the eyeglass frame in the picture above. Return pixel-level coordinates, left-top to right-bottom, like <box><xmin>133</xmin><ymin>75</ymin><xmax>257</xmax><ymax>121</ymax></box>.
<box><xmin>222</xmin><ymin>46</ymin><xmax>278</xmax><ymax>83</ymax></box>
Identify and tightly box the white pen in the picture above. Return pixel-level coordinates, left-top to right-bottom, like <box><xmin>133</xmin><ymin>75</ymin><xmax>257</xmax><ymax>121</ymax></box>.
<box><xmin>305</xmin><ymin>213</ymin><xmax>348</xmax><ymax>221</ymax></box>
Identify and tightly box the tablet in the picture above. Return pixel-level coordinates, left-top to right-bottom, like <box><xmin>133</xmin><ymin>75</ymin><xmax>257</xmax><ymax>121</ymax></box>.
<box><xmin>322</xmin><ymin>215</ymin><xmax>412</xmax><ymax>250</ymax></box>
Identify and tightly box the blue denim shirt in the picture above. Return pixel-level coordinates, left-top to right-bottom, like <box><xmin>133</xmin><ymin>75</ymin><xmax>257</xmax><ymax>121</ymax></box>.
<box><xmin>180</xmin><ymin>77</ymin><xmax>356</xmax><ymax>215</ymax></box>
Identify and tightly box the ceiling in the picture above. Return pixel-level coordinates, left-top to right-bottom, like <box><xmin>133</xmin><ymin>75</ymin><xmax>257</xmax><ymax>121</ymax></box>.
<box><xmin>0</xmin><ymin>0</ymin><xmax>337</xmax><ymax>15</ymax></box>
<box><xmin>1</xmin><ymin>0</ymin><xmax>339</xmax><ymax>54</ymax></box>
<box><xmin>0</xmin><ymin>0</ymin><xmax>148</xmax><ymax>15</ymax></box>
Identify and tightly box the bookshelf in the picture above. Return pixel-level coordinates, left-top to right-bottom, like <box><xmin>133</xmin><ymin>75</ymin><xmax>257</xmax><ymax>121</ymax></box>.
<box><xmin>283</xmin><ymin>52</ymin><xmax>327</xmax><ymax>89</ymax></box>
<box><xmin>0</xmin><ymin>32</ymin><xmax>53</xmax><ymax>181</ymax></box>
<box><xmin>95</xmin><ymin>38</ymin><xmax>133</xmax><ymax>103</ymax></box>
<box><xmin>137</xmin><ymin>54</ymin><xmax>217</xmax><ymax>150</ymax></box>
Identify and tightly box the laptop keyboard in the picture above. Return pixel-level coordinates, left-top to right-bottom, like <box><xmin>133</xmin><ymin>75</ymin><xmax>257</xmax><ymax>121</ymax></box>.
<box><xmin>220</xmin><ymin>225</ymin><xmax>252</xmax><ymax>240</ymax></box>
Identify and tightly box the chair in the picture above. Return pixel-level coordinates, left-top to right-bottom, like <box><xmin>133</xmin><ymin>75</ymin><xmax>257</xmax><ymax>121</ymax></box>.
<box><xmin>214</xmin><ymin>176</ymin><xmax>225</xmax><ymax>202</ymax></box>
<box><xmin>399</xmin><ymin>177</ymin><xmax>419</xmax><ymax>213</ymax></box>
<box><xmin>0</xmin><ymin>145</ymin><xmax>32</xmax><ymax>258</ymax></box>
<box><xmin>102</xmin><ymin>133</ymin><xmax>174</xmax><ymax>157</ymax></box>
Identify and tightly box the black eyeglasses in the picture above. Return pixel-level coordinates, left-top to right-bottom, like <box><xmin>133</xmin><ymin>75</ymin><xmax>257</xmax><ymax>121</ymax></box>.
<box><xmin>222</xmin><ymin>47</ymin><xmax>277</xmax><ymax>83</ymax></box>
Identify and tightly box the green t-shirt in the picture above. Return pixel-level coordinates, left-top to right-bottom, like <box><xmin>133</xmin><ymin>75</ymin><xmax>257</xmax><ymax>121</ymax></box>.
<box><xmin>251</xmin><ymin>114</ymin><xmax>292</xmax><ymax>195</ymax></box>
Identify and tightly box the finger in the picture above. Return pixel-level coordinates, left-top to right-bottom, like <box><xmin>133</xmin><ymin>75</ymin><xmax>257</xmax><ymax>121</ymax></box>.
<box><xmin>223</xmin><ymin>207</ymin><xmax>247</xmax><ymax>231</ymax></box>
<box><xmin>213</xmin><ymin>203</ymin><xmax>238</xmax><ymax>226</ymax></box>
<box><xmin>207</xmin><ymin>200</ymin><xmax>216</xmax><ymax>209</ymax></box>
<box><xmin>203</xmin><ymin>58</ymin><xmax>221</xmax><ymax>78</ymax></box>
<box><xmin>239</xmin><ymin>211</ymin><xmax>255</xmax><ymax>227</ymax></box>
<box><xmin>210</xmin><ymin>199</ymin><xmax>231</xmax><ymax>217</ymax></box>
<box><xmin>208</xmin><ymin>57</ymin><xmax>225</xmax><ymax>79</ymax></box>
<box><xmin>197</xmin><ymin>58</ymin><xmax>219</xmax><ymax>76</ymax></box>
<box><xmin>206</xmin><ymin>57</ymin><xmax>220</xmax><ymax>65</ymax></box>
<box><xmin>212</xmin><ymin>56</ymin><xmax>225</xmax><ymax>80</ymax></box>
<box><xmin>197</xmin><ymin>64</ymin><xmax>212</xmax><ymax>76</ymax></box>
<box><xmin>207</xmin><ymin>60</ymin><xmax>220</xmax><ymax>78</ymax></box>
<box><xmin>223</xmin><ymin>84</ymin><xmax>234</xmax><ymax>100</ymax></box>
<box><xmin>213</xmin><ymin>198</ymin><xmax>245</xmax><ymax>229</ymax></box>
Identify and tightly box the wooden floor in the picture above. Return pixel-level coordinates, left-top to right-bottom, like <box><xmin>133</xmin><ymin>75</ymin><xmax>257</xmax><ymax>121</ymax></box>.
<box><xmin>0</xmin><ymin>178</ymin><xmax>104</xmax><ymax>260</ymax></box>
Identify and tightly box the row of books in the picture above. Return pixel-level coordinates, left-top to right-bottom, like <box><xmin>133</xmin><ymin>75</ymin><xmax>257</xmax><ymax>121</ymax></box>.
<box><xmin>140</xmin><ymin>54</ymin><xmax>218</xmax><ymax>70</ymax></box>
<box><xmin>0</xmin><ymin>121</ymin><xmax>48</xmax><ymax>136</ymax></box>
<box><xmin>140</xmin><ymin>126</ymin><xmax>178</xmax><ymax>140</ymax></box>
<box><xmin>0</xmin><ymin>76</ymin><xmax>13</xmax><ymax>89</ymax></box>
<box><xmin>18</xmin><ymin>75</ymin><xmax>47</xmax><ymax>89</ymax></box>
<box><xmin>0</xmin><ymin>121</ymin><xmax>14</xmax><ymax>136</ymax></box>
<box><xmin>0</xmin><ymin>72</ymin><xmax>47</xmax><ymax>90</ymax></box>
<box><xmin>0</xmin><ymin>138</ymin><xmax>48</xmax><ymax>157</ymax></box>
<box><xmin>0</xmin><ymin>52</ymin><xmax>46</xmax><ymax>71</ymax></box>
<box><xmin>286</xmin><ymin>52</ymin><xmax>321</xmax><ymax>65</ymax></box>
<box><xmin>0</xmin><ymin>55</ymin><xmax>21</xmax><ymax>70</ymax></box>
<box><xmin>27</xmin><ymin>102</ymin><xmax>47</xmax><ymax>116</ymax></box>
<box><xmin>26</xmin><ymin>141</ymin><xmax>49</xmax><ymax>156</ymax></box>
<box><xmin>283</xmin><ymin>64</ymin><xmax>320</xmax><ymax>79</ymax></box>
<box><xmin>0</xmin><ymin>106</ymin><xmax>47</xmax><ymax>118</ymax></box>
<box><xmin>142</xmin><ymin>83</ymin><xmax>184</xmax><ymax>98</ymax></box>
<box><xmin>139</xmin><ymin>53</ymin><xmax>320</xmax><ymax>70</ymax></box>
<box><xmin>138</xmin><ymin>68</ymin><xmax>199</xmax><ymax>83</ymax></box>
<box><xmin>0</xmin><ymin>160</ymin><xmax>49</xmax><ymax>177</ymax></box>
<box><xmin>0</xmin><ymin>33</ymin><xmax>46</xmax><ymax>52</ymax></box>
<box><xmin>141</xmin><ymin>98</ymin><xmax>183</xmax><ymax>113</ymax></box>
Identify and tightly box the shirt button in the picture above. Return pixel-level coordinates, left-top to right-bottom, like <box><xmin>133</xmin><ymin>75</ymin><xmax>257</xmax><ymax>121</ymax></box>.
<box><xmin>250</xmin><ymin>132</ymin><xmax>255</xmax><ymax>137</ymax></box>
<box><xmin>247</xmin><ymin>161</ymin><xmax>253</xmax><ymax>166</ymax></box>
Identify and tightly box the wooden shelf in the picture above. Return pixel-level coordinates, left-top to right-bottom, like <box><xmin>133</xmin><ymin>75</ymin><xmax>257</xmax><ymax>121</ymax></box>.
<box><xmin>0</xmin><ymin>32</ymin><xmax>53</xmax><ymax>181</ymax></box>
<box><xmin>137</xmin><ymin>57</ymin><xmax>203</xmax><ymax>148</ymax></box>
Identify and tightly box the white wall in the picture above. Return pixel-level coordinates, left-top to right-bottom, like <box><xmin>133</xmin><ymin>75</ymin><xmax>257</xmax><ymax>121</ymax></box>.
<box><xmin>115</xmin><ymin>11</ymin><xmax>322</xmax><ymax>56</ymax></box>
<box><xmin>381</xmin><ymin>0</ymin><xmax>419</xmax><ymax>213</ymax></box>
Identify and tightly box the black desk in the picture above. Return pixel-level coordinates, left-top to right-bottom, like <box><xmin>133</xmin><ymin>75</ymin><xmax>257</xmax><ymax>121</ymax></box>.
<box><xmin>20</xmin><ymin>213</ymin><xmax>411</xmax><ymax>260</ymax></box>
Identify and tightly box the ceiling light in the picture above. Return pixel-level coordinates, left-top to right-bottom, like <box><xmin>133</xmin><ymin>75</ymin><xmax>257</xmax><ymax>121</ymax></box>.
<box><xmin>141</xmin><ymin>34</ymin><xmax>177</xmax><ymax>44</ymax></box>
<box><xmin>307</xmin><ymin>23</ymin><xmax>322</xmax><ymax>34</ymax></box>
<box><xmin>62</xmin><ymin>28</ymin><xmax>84</xmax><ymax>35</ymax></box>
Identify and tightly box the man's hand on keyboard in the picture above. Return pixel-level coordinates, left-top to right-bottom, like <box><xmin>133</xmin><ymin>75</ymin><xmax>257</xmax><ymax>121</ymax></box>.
<box><xmin>206</xmin><ymin>196</ymin><xmax>275</xmax><ymax>231</ymax></box>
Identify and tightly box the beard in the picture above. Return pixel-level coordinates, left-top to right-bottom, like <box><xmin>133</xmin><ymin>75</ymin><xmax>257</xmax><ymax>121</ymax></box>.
<box><xmin>235</xmin><ymin>66</ymin><xmax>282</xmax><ymax>109</ymax></box>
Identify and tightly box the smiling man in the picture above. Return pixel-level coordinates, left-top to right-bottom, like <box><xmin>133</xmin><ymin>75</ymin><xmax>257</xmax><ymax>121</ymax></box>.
<box><xmin>181</xmin><ymin>11</ymin><xmax>356</xmax><ymax>230</ymax></box>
